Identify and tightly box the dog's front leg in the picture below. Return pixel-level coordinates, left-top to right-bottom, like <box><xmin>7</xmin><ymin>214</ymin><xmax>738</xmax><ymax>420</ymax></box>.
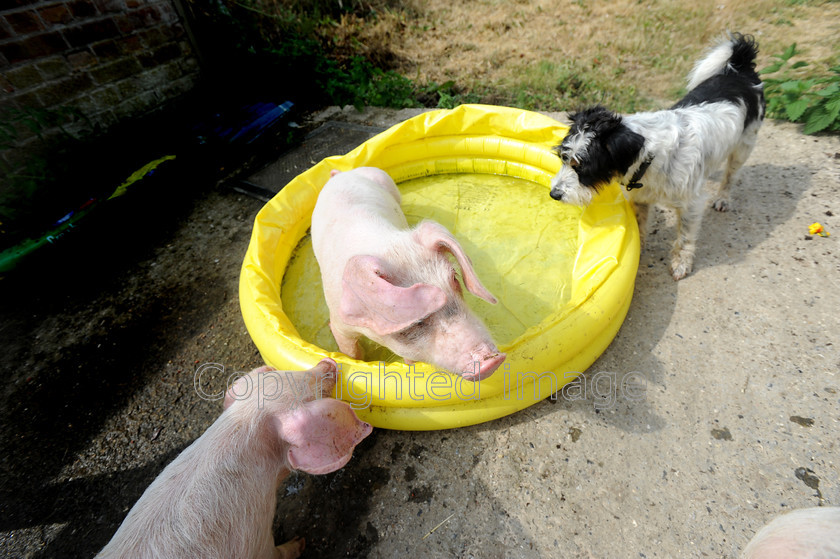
<box><xmin>670</xmin><ymin>201</ymin><xmax>705</xmax><ymax>280</ymax></box>
<box><xmin>632</xmin><ymin>202</ymin><xmax>650</xmax><ymax>250</ymax></box>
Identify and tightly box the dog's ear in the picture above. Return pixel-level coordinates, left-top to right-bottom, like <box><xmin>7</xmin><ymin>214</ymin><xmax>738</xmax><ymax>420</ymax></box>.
<box><xmin>590</xmin><ymin>107</ymin><xmax>623</xmax><ymax>133</ymax></box>
<box><xmin>567</xmin><ymin>109</ymin><xmax>586</xmax><ymax>125</ymax></box>
<box><xmin>604</xmin><ymin>126</ymin><xmax>645</xmax><ymax>174</ymax></box>
<box><xmin>569</xmin><ymin>105</ymin><xmax>617</xmax><ymax>128</ymax></box>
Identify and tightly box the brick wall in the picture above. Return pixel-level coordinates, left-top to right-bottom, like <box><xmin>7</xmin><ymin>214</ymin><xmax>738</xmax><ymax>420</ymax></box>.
<box><xmin>0</xmin><ymin>0</ymin><xmax>199</xmax><ymax>151</ymax></box>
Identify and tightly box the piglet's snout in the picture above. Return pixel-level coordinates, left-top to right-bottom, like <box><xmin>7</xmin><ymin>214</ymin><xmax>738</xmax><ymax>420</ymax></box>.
<box><xmin>460</xmin><ymin>348</ymin><xmax>506</xmax><ymax>382</ymax></box>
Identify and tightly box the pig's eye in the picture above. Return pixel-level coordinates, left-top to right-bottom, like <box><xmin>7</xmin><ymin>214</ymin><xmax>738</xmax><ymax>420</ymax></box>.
<box><xmin>396</xmin><ymin>318</ymin><xmax>431</xmax><ymax>341</ymax></box>
<box><xmin>412</xmin><ymin>318</ymin><xmax>434</xmax><ymax>333</ymax></box>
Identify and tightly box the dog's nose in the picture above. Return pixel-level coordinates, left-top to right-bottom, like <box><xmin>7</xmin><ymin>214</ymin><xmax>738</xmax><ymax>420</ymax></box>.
<box><xmin>550</xmin><ymin>189</ymin><xmax>563</xmax><ymax>201</ymax></box>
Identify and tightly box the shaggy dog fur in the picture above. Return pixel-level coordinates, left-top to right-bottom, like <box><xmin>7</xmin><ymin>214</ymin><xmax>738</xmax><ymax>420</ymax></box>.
<box><xmin>550</xmin><ymin>33</ymin><xmax>765</xmax><ymax>280</ymax></box>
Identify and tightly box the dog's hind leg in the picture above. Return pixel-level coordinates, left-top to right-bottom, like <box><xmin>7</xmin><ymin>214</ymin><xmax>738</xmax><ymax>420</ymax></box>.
<box><xmin>670</xmin><ymin>199</ymin><xmax>705</xmax><ymax>281</ymax></box>
<box><xmin>714</xmin><ymin>123</ymin><xmax>759</xmax><ymax>212</ymax></box>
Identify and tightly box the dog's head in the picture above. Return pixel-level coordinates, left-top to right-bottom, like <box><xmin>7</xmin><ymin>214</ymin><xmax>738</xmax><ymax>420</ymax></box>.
<box><xmin>550</xmin><ymin>106</ymin><xmax>645</xmax><ymax>205</ymax></box>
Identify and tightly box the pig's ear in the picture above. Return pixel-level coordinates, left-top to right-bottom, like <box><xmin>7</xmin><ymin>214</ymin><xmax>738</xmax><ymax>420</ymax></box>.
<box><xmin>414</xmin><ymin>221</ymin><xmax>498</xmax><ymax>304</ymax></box>
<box><xmin>277</xmin><ymin>399</ymin><xmax>373</xmax><ymax>475</ymax></box>
<box><xmin>340</xmin><ymin>255</ymin><xmax>446</xmax><ymax>336</ymax></box>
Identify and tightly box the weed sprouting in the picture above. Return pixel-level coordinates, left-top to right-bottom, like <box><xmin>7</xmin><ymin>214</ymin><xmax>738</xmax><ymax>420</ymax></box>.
<box><xmin>761</xmin><ymin>43</ymin><xmax>840</xmax><ymax>134</ymax></box>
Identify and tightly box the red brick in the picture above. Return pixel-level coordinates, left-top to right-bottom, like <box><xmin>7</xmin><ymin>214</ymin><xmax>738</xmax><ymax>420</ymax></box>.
<box><xmin>0</xmin><ymin>0</ymin><xmax>30</xmax><ymax>11</ymax></box>
<box><xmin>137</xmin><ymin>25</ymin><xmax>164</xmax><ymax>47</ymax></box>
<box><xmin>93</xmin><ymin>0</ymin><xmax>125</xmax><ymax>13</ymax></box>
<box><xmin>144</xmin><ymin>21</ymin><xmax>179</xmax><ymax>42</ymax></box>
<box><xmin>89</xmin><ymin>56</ymin><xmax>140</xmax><ymax>84</ymax></box>
<box><xmin>114</xmin><ymin>89</ymin><xmax>157</xmax><ymax>118</ymax></box>
<box><xmin>8</xmin><ymin>88</ymin><xmax>41</xmax><ymax>109</ymax></box>
<box><xmin>62</xmin><ymin>18</ymin><xmax>121</xmax><ymax>48</ymax></box>
<box><xmin>67</xmin><ymin>49</ymin><xmax>96</xmax><ymax>69</ymax></box>
<box><xmin>8</xmin><ymin>63</ymin><xmax>42</xmax><ymax>88</ymax></box>
<box><xmin>90</xmin><ymin>109</ymin><xmax>118</xmax><ymax>130</ymax></box>
<box><xmin>91</xmin><ymin>35</ymin><xmax>141</xmax><ymax>61</ymax></box>
<box><xmin>66</xmin><ymin>0</ymin><xmax>99</xmax><ymax>19</ymax></box>
<box><xmin>114</xmin><ymin>74</ymin><xmax>140</xmax><ymax>97</ymax></box>
<box><xmin>156</xmin><ymin>2</ymin><xmax>177</xmax><ymax>25</ymax></box>
<box><xmin>179</xmin><ymin>53</ymin><xmax>197</xmax><ymax>73</ymax></box>
<box><xmin>0</xmin><ymin>18</ymin><xmax>13</xmax><ymax>41</ymax></box>
<box><xmin>38</xmin><ymin>4</ymin><xmax>73</xmax><ymax>26</ymax></box>
<box><xmin>0</xmin><ymin>73</ymin><xmax>13</xmax><ymax>93</ymax></box>
<box><xmin>0</xmin><ymin>31</ymin><xmax>68</xmax><ymax>64</ymax></box>
<box><xmin>5</xmin><ymin>9</ymin><xmax>44</xmax><ymax>34</ymax></box>
<box><xmin>91</xmin><ymin>38</ymin><xmax>119</xmax><ymax>59</ymax></box>
<box><xmin>156</xmin><ymin>59</ymin><xmax>182</xmax><ymax>81</ymax></box>
<box><xmin>119</xmin><ymin>34</ymin><xmax>143</xmax><ymax>53</ymax></box>
<box><xmin>112</xmin><ymin>13</ymin><xmax>132</xmax><ymax>34</ymax></box>
<box><xmin>35</xmin><ymin>55</ymin><xmax>70</xmax><ymax>79</ymax></box>
<box><xmin>158</xmin><ymin>73</ymin><xmax>194</xmax><ymax>99</ymax></box>
<box><xmin>35</xmin><ymin>71</ymin><xmax>94</xmax><ymax>105</ymax></box>
<box><xmin>89</xmin><ymin>84</ymin><xmax>120</xmax><ymax>105</ymax></box>
<box><xmin>116</xmin><ymin>6</ymin><xmax>161</xmax><ymax>32</ymax></box>
<box><xmin>5</xmin><ymin>64</ymin><xmax>40</xmax><ymax>88</ymax></box>
<box><xmin>137</xmin><ymin>41</ymin><xmax>179</xmax><ymax>68</ymax></box>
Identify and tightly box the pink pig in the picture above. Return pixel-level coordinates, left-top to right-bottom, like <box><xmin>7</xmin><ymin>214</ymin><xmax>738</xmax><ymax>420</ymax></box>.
<box><xmin>741</xmin><ymin>506</ymin><xmax>840</xmax><ymax>559</ymax></box>
<box><xmin>97</xmin><ymin>359</ymin><xmax>372</xmax><ymax>559</ymax></box>
<box><xmin>311</xmin><ymin>166</ymin><xmax>506</xmax><ymax>382</ymax></box>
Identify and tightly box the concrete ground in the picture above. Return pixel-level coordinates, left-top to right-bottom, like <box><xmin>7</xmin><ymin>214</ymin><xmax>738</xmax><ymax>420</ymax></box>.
<box><xmin>0</xmin><ymin>106</ymin><xmax>837</xmax><ymax>558</ymax></box>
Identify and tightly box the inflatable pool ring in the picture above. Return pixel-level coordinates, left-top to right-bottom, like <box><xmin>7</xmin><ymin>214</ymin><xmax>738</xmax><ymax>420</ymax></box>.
<box><xmin>239</xmin><ymin>104</ymin><xmax>639</xmax><ymax>430</ymax></box>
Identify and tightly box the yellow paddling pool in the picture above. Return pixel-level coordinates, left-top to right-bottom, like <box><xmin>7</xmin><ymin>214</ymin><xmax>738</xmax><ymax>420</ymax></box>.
<box><xmin>239</xmin><ymin>104</ymin><xmax>639</xmax><ymax>430</ymax></box>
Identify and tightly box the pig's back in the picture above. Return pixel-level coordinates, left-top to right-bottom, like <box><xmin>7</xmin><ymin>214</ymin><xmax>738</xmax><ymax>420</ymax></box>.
<box><xmin>311</xmin><ymin>169</ymin><xmax>409</xmax><ymax>261</ymax></box>
<box><xmin>97</xmin><ymin>414</ymin><xmax>279</xmax><ymax>559</ymax></box>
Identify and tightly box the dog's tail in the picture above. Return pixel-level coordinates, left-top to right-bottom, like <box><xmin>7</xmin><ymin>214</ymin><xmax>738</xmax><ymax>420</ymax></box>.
<box><xmin>686</xmin><ymin>32</ymin><xmax>759</xmax><ymax>91</ymax></box>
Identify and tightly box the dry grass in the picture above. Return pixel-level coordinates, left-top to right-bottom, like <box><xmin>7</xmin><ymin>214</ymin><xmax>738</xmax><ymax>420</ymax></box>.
<box><xmin>334</xmin><ymin>0</ymin><xmax>840</xmax><ymax>111</ymax></box>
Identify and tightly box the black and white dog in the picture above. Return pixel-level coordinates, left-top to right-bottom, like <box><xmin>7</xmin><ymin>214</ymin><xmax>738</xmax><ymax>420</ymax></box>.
<box><xmin>549</xmin><ymin>33</ymin><xmax>765</xmax><ymax>280</ymax></box>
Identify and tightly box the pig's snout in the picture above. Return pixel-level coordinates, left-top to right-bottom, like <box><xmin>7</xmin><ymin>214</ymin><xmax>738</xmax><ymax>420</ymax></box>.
<box><xmin>460</xmin><ymin>351</ymin><xmax>506</xmax><ymax>382</ymax></box>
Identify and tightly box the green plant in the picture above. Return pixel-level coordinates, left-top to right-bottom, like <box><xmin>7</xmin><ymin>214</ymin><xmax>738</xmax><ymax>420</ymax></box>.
<box><xmin>188</xmin><ymin>0</ymin><xmax>429</xmax><ymax>110</ymax></box>
<box><xmin>324</xmin><ymin>56</ymin><xmax>420</xmax><ymax>110</ymax></box>
<box><xmin>0</xmin><ymin>106</ymin><xmax>94</xmax><ymax>245</ymax></box>
<box><xmin>761</xmin><ymin>43</ymin><xmax>840</xmax><ymax>134</ymax></box>
<box><xmin>419</xmin><ymin>81</ymin><xmax>482</xmax><ymax>109</ymax></box>
<box><xmin>0</xmin><ymin>107</ymin><xmax>89</xmax><ymax>202</ymax></box>
<box><xmin>0</xmin><ymin>106</ymin><xmax>89</xmax><ymax>180</ymax></box>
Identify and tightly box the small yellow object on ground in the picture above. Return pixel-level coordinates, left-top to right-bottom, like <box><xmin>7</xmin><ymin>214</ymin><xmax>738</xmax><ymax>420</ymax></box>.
<box><xmin>809</xmin><ymin>222</ymin><xmax>830</xmax><ymax>237</ymax></box>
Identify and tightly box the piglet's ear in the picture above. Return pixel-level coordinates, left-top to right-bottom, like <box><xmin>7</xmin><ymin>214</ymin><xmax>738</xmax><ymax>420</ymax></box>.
<box><xmin>414</xmin><ymin>221</ymin><xmax>498</xmax><ymax>304</ymax></box>
<box><xmin>278</xmin><ymin>399</ymin><xmax>373</xmax><ymax>475</ymax></box>
<box><xmin>340</xmin><ymin>255</ymin><xmax>446</xmax><ymax>336</ymax></box>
